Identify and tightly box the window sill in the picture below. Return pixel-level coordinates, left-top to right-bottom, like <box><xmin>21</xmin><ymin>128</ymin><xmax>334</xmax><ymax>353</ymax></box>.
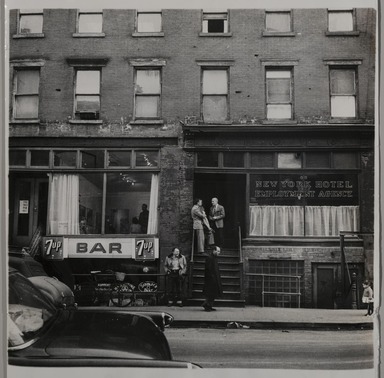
<box><xmin>132</xmin><ymin>32</ymin><xmax>165</xmax><ymax>37</ymax></box>
<box><xmin>262</xmin><ymin>31</ymin><xmax>295</xmax><ymax>37</ymax></box>
<box><xmin>198</xmin><ymin>120</ymin><xmax>233</xmax><ymax>125</ymax></box>
<box><xmin>72</xmin><ymin>33</ymin><xmax>106</xmax><ymax>38</ymax></box>
<box><xmin>329</xmin><ymin>118</ymin><xmax>364</xmax><ymax>124</ymax></box>
<box><xmin>130</xmin><ymin>119</ymin><xmax>164</xmax><ymax>125</ymax></box>
<box><xmin>199</xmin><ymin>32</ymin><xmax>233</xmax><ymax>37</ymax></box>
<box><xmin>68</xmin><ymin>119</ymin><xmax>103</xmax><ymax>124</ymax></box>
<box><xmin>10</xmin><ymin>119</ymin><xmax>40</xmax><ymax>124</ymax></box>
<box><xmin>13</xmin><ymin>33</ymin><xmax>45</xmax><ymax>39</ymax></box>
<box><xmin>325</xmin><ymin>31</ymin><xmax>360</xmax><ymax>37</ymax></box>
<box><xmin>261</xmin><ymin>119</ymin><xmax>298</xmax><ymax>125</ymax></box>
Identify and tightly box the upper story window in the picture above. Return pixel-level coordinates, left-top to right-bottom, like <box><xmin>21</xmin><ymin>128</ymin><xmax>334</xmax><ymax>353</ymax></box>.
<box><xmin>328</xmin><ymin>9</ymin><xmax>354</xmax><ymax>32</ymax></box>
<box><xmin>265</xmin><ymin>11</ymin><xmax>291</xmax><ymax>32</ymax></box>
<box><xmin>134</xmin><ymin>69</ymin><xmax>162</xmax><ymax>119</ymax></box>
<box><xmin>74</xmin><ymin>70</ymin><xmax>101</xmax><ymax>120</ymax></box>
<box><xmin>136</xmin><ymin>10</ymin><xmax>162</xmax><ymax>33</ymax></box>
<box><xmin>201</xmin><ymin>10</ymin><xmax>230</xmax><ymax>36</ymax></box>
<box><xmin>15</xmin><ymin>9</ymin><xmax>44</xmax><ymax>37</ymax></box>
<box><xmin>74</xmin><ymin>9</ymin><xmax>104</xmax><ymax>37</ymax></box>
<box><xmin>266</xmin><ymin>68</ymin><xmax>293</xmax><ymax>120</ymax></box>
<box><xmin>12</xmin><ymin>69</ymin><xmax>40</xmax><ymax>120</ymax></box>
<box><xmin>202</xmin><ymin>68</ymin><xmax>229</xmax><ymax>122</ymax></box>
<box><xmin>329</xmin><ymin>67</ymin><xmax>357</xmax><ymax>118</ymax></box>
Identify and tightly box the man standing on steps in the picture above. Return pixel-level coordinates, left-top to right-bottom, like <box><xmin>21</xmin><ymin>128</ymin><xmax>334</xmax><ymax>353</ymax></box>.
<box><xmin>209</xmin><ymin>197</ymin><xmax>225</xmax><ymax>248</ymax></box>
<box><xmin>202</xmin><ymin>246</ymin><xmax>222</xmax><ymax>312</ymax></box>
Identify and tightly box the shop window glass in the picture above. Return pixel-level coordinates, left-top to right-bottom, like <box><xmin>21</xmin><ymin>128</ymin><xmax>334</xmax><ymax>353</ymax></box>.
<box><xmin>53</xmin><ymin>151</ymin><xmax>77</xmax><ymax>167</ymax></box>
<box><xmin>306</xmin><ymin>152</ymin><xmax>330</xmax><ymax>168</ymax></box>
<box><xmin>250</xmin><ymin>152</ymin><xmax>274</xmax><ymax>168</ymax></box>
<box><xmin>223</xmin><ymin>152</ymin><xmax>244</xmax><ymax>167</ymax></box>
<box><xmin>333</xmin><ymin>152</ymin><xmax>357</xmax><ymax>168</ymax></box>
<box><xmin>9</xmin><ymin>150</ymin><xmax>26</xmax><ymax>166</ymax></box>
<box><xmin>137</xmin><ymin>11</ymin><xmax>162</xmax><ymax>32</ymax></box>
<box><xmin>197</xmin><ymin>151</ymin><xmax>219</xmax><ymax>167</ymax></box>
<box><xmin>265</xmin><ymin>11</ymin><xmax>291</xmax><ymax>32</ymax></box>
<box><xmin>135</xmin><ymin>151</ymin><xmax>159</xmax><ymax>167</ymax></box>
<box><xmin>81</xmin><ymin>150</ymin><xmax>105</xmax><ymax>168</ymax></box>
<box><xmin>108</xmin><ymin>151</ymin><xmax>131</xmax><ymax>167</ymax></box>
<box><xmin>277</xmin><ymin>153</ymin><xmax>302</xmax><ymax>168</ymax></box>
<box><xmin>31</xmin><ymin>150</ymin><xmax>49</xmax><ymax>167</ymax></box>
<box><xmin>19</xmin><ymin>9</ymin><xmax>43</xmax><ymax>34</ymax></box>
<box><xmin>13</xmin><ymin>69</ymin><xmax>40</xmax><ymax>119</ymax></box>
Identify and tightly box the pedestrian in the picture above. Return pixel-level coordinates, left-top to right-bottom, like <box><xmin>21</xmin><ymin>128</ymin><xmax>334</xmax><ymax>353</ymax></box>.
<box><xmin>209</xmin><ymin>197</ymin><xmax>225</xmax><ymax>248</ymax></box>
<box><xmin>362</xmin><ymin>280</ymin><xmax>374</xmax><ymax>316</ymax></box>
<box><xmin>138</xmin><ymin>203</ymin><xmax>149</xmax><ymax>233</ymax></box>
<box><xmin>191</xmin><ymin>198</ymin><xmax>212</xmax><ymax>254</ymax></box>
<box><xmin>202</xmin><ymin>246</ymin><xmax>222</xmax><ymax>312</ymax></box>
<box><xmin>164</xmin><ymin>247</ymin><xmax>187</xmax><ymax>307</ymax></box>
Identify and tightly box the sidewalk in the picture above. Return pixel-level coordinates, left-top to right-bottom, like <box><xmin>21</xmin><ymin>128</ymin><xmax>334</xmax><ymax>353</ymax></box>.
<box><xmin>113</xmin><ymin>305</ymin><xmax>375</xmax><ymax>330</ymax></box>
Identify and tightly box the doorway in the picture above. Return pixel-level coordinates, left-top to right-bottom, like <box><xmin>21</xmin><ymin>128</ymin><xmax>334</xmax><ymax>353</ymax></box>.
<box><xmin>194</xmin><ymin>173</ymin><xmax>246</xmax><ymax>248</ymax></box>
<box><xmin>9</xmin><ymin>176</ymin><xmax>48</xmax><ymax>247</ymax></box>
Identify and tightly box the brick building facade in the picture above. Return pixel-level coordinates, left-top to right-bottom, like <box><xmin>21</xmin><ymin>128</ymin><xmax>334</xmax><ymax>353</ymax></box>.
<box><xmin>8</xmin><ymin>8</ymin><xmax>376</xmax><ymax>308</ymax></box>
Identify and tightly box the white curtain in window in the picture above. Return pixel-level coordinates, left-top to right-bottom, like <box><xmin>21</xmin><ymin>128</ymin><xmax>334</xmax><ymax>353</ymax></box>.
<box><xmin>305</xmin><ymin>206</ymin><xmax>359</xmax><ymax>236</ymax></box>
<box><xmin>249</xmin><ymin>206</ymin><xmax>304</xmax><ymax>236</ymax></box>
<box><xmin>48</xmin><ymin>174</ymin><xmax>80</xmax><ymax>235</ymax></box>
<box><xmin>147</xmin><ymin>173</ymin><xmax>159</xmax><ymax>234</ymax></box>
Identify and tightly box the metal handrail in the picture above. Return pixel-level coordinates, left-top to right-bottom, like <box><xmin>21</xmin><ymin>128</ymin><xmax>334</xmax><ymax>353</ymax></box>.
<box><xmin>238</xmin><ymin>224</ymin><xmax>243</xmax><ymax>264</ymax></box>
<box><xmin>191</xmin><ymin>228</ymin><xmax>195</xmax><ymax>263</ymax></box>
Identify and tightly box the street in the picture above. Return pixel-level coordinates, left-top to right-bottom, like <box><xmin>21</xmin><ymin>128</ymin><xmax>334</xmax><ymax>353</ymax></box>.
<box><xmin>165</xmin><ymin>327</ymin><xmax>373</xmax><ymax>369</ymax></box>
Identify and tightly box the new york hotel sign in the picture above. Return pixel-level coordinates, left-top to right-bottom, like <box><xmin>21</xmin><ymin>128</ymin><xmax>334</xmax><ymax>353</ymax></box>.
<box><xmin>42</xmin><ymin>236</ymin><xmax>159</xmax><ymax>261</ymax></box>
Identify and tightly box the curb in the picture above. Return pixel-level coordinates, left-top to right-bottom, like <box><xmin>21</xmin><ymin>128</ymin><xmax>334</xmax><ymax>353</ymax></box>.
<box><xmin>171</xmin><ymin>320</ymin><xmax>373</xmax><ymax>331</ymax></box>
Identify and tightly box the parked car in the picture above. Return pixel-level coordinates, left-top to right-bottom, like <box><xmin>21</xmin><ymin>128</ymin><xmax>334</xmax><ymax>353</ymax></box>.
<box><xmin>8</xmin><ymin>267</ymin><xmax>200</xmax><ymax>369</ymax></box>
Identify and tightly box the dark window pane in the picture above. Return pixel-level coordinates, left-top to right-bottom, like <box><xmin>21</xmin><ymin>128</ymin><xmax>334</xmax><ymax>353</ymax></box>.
<box><xmin>250</xmin><ymin>152</ymin><xmax>274</xmax><ymax>168</ymax></box>
<box><xmin>197</xmin><ymin>152</ymin><xmax>219</xmax><ymax>167</ymax></box>
<box><xmin>81</xmin><ymin>150</ymin><xmax>104</xmax><ymax>168</ymax></box>
<box><xmin>9</xmin><ymin>150</ymin><xmax>26</xmax><ymax>166</ymax></box>
<box><xmin>306</xmin><ymin>152</ymin><xmax>330</xmax><ymax>168</ymax></box>
<box><xmin>31</xmin><ymin>150</ymin><xmax>49</xmax><ymax>166</ymax></box>
<box><xmin>333</xmin><ymin>152</ymin><xmax>357</xmax><ymax>168</ymax></box>
<box><xmin>135</xmin><ymin>151</ymin><xmax>159</xmax><ymax>167</ymax></box>
<box><xmin>208</xmin><ymin>19</ymin><xmax>224</xmax><ymax>32</ymax></box>
<box><xmin>108</xmin><ymin>151</ymin><xmax>131</xmax><ymax>167</ymax></box>
<box><xmin>54</xmin><ymin>151</ymin><xmax>77</xmax><ymax>167</ymax></box>
<box><xmin>223</xmin><ymin>152</ymin><xmax>244</xmax><ymax>167</ymax></box>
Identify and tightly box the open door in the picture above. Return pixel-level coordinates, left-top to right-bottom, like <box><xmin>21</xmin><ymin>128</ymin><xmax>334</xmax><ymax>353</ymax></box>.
<box><xmin>194</xmin><ymin>173</ymin><xmax>246</xmax><ymax>249</ymax></box>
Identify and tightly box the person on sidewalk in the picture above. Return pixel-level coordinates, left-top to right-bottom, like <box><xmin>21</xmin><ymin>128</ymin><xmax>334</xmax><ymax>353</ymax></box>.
<box><xmin>164</xmin><ymin>247</ymin><xmax>187</xmax><ymax>307</ymax></box>
<box><xmin>362</xmin><ymin>280</ymin><xmax>374</xmax><ymax>316</ymax></box>
<box><xmin>191</xmin><ymin>198</ymin><xmax>213</xmax><ymax>254</ymax></box>
<box><xmin>202</xmin><ymin>246</ymin><xmax>222</xmax><ymax>312</ymax></box>
<box><xmin>209</xmin><ymin>197</ymin><xmax>225</xmax><ymax>248</ymax></box>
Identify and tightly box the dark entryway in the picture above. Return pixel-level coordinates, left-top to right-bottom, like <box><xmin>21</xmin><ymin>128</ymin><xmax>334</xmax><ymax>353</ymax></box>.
<box><xmin>194</xmin><ymin>173</ymin><xmax>246</xmax><ymax>249</ymax></box>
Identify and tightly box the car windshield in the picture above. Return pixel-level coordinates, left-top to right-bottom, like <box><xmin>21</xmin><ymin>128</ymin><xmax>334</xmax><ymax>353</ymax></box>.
<box><xmin>8</xmin><ymin>271</ymin><xmax>57</xmax><ymax>348</ymax></box>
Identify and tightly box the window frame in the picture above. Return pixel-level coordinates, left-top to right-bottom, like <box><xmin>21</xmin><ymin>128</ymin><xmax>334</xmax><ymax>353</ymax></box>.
<box><xmin>133</xmin><ymin>9</ymin><xmax>164</xmax><ymax>37</ymax></box>
<box><xmin>73</xmin><ymin>68</ymin><xmax>102</xmax><ymax>122</ymax></box>
<box><xmin>14</xmin><ymin>9</ymin><xmax>44</xmax><ymax>38</ymax></box>
<box><xmin>329</xmin><ymin>66</ymin><xmax>358</xmax><ymax>120</ymax></box>
<box><xmin>326</xmin><ymin>8</ymin><xmax>359</xmax><ymax>36</ymax></box>
<box><xmin>200</xmin><ymin>10</ymin><xmax>232</xmax><ymax>37</ymax></box>
<box><xmin>201</xmin><ymin>67</ymin><xmax>230</xmax><ymax>123</ymax></box>
<box><xmin>263</xmin><ymin>10</ymin><xmax>295</xmax><ymax>37</ymax></box>
<box><xmin>265</xmin><ymin>67</ymin><xmax>294</xmax><ymax>121</ymax></box>
<box><xmin>73</xmin><ymin>9</ymin><xmax>105</xmax><ymax>38</ymax></box>
<box><xmin>12</xmin><ymin>66</ymin><xmax>41</xmax><ymax>122</ymax></box>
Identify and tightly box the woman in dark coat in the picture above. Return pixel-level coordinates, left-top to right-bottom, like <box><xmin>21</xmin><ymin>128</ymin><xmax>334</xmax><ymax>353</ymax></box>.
<box><xmin>202</xmin><ymin>246</ymin><xmax>222</xmax><ymax>311</ymax></box>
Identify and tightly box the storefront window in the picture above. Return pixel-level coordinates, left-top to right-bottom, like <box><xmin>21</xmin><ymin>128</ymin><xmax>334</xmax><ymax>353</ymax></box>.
<box><xmin>250</xmin><ymin>152</ymin><xmax>274</xmax><ymax>168</ymax></box>
<box><xmin>223</xmin><ymin>152</ymin><xmax>244</xmax><ymax>167</ymax></box>
<box><xmin>108</xmin><ymin>151</ymin><xmax>131</xmax><ymax>167</ymax></box>
<box><xmin>9</xmin><ymin>150</ymin><xmax>26</xmax><ymax>166</ymax></box>
<box><xmin>135</xmin><ymin>151</ymin><xmax>159</xmax><ymax>167</ymax></box>
<box><xmin>31</xmin><ymin>150</ymin><xmax>49</xmax><ymax>167</ymax></box>
<box><xmin>81</xmin><ymin>150</ymin><xmax>105</xmax><ymax>168</ymax></box>
<box><xmin>54</xmin><ymin>151</ymin><xmax>77</xmax><ymax>167</ymax></box>
<box><xmin>306</xmin><ymin>152</ymin><xmax>330</xmax><ymax>168</ymax></box>
<box><xmin>197</xmin><ymin>151</ymin><xmax>219</xmax><ymax>167</ymax></box>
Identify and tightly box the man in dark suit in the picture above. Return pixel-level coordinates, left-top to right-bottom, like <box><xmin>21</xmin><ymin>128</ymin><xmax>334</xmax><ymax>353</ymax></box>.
<box><xmin>209</xmin><ymin>197</ymin><xmax>225</xmax><ymax>248</ymax></box>
<box><xmin>202</xmin><ymin>246</ymin><xmax>222</xmax><ymax>311</ymax></box>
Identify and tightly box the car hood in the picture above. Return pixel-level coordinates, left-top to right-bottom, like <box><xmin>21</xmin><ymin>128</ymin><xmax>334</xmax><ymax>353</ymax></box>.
<box><xmin>43</xmin><ymin>310</ymin><xmax>170</xmax><ymax>360</ymax></box>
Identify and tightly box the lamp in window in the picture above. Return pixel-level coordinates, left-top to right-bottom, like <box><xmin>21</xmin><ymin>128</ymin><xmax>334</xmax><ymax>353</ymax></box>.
<box><xmin>120</xmin><ymin>173</ymin><xmax>136</xmax><ymax>185</ymax></box>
